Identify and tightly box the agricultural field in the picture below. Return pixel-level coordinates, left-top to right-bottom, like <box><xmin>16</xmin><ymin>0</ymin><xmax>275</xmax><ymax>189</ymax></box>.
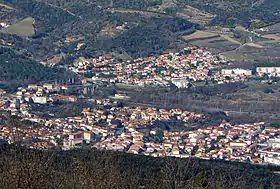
<box><xmin>183</xmin><ymin>30</ymin><xmax>218</xmax><ymax>40</ymax></box>
<box><xmin>184</xmin><ymin>33</ymin><xmax>240</xmax><ymax>52</ymax></box>
<box><xmin>182</xmin><ymin>28</ymin><xmax>250</xmax><ymax>53</ymax></box>
<box><xmin>245</xmin><ymin>43</ymin><xmax>264</xmax><ymax>49</ymax></box>
<box><xmin>259</xmin><ymin>34</ymin><xmax>280</xmax><ymax>44</ymax></box>
<box><xmin>222</xmin><ymin>43</ymin><xmax>280</xmax><ymax>62</ymax></box>
<box><xmin>176</xmin><ymin>5</ymin><xmax>215</xmax><ymax>25</ymax></box>
<box><xmin>1</xmin><ymin>17</ymin><xmax>35</xmax><ymax>37</ymax></box>
<box><xmin>262</xmin><ymin>34</ymin><xmax>280</xmax><ymax>41</ymax></box>
<box><xmin>221</xmin><ymin>51</ymin><xmax>250</xmax><ymax>62</ymax></box>
<box><xmin>260</xmin><ymin>23</ymin><xmax>280</xmax><ymax>35</ymax></box>
<box><xmin>179</xmin><ymin>23</ymin><xmax>280</xmax><ymax>62</ymax></box>
<box><xmin>254</xmin><ymin>23</ymin><xmax>280</xmax><ymax>44</ymax></box>
<box><xmin>220</xmin><ymin>34</ymin><xmax>241</xmax><ymax>45</ymax></box>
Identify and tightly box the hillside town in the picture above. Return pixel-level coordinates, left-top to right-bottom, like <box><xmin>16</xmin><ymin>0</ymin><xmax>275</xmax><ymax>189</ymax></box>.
<box><xmin>1</xmin><ymin>46</ymin><xmax>280</xmax><ymax>167</ymax></box>
<box><xmin>65</xmin><ymin>46</ymin><xmax>279</xmax><ymax>88</ymax></box>
<box><xmin>1</xmin><ymin>83</ymin><xmax>280</xmax><ymax>166</ymax></box>
<box><xmin>67</xmin><ymin>46</ymin><xmax>255</xmax><ymax>87</ymax></box>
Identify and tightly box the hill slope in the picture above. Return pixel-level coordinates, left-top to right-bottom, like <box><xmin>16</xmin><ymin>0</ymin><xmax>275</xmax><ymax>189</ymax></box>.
<box><xmin>0</xmin><ymin>144</ymin><xmax>280</xmax><ymax>189</ymax></box>
<box><xmin>178</xmin><ymin>0</ymin><xmax>280</xmax><ymax>26</ymax></box>
<box><xmin>0</xmin><ymin>47</ymin><xmax>76</xmax><ymax>91</ymax></box>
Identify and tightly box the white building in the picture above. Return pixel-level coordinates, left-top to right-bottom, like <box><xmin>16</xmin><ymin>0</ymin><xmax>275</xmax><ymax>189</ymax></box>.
<box><xmin>256</xmin><ymin>67</ymin><xmax>280</xmax><ymax>76</ymax></box>
<box><xmin>263</xmin><ymin>151</ymin><xmax>280</xmax><ymax>165</ymax></box>
<box><xmin>83</xmin><ymin>132</ymin><xmax>92</xmax><ymax>143</ymax></box>
<box><xmin>221</xmin><ymin>68</ymin><xmax>252</xmax><ymax>76</ymax></box>
<box><xmin>31</xmin><ymin>96</ymin><xmax>47</xmax><ymax>104</ymax></box>
<box><xmin>264</xmin><ymin>156</ymin><xmax>280</xmax><ymax>165</ymax></box>
<box><xmin>268</xmin><ymin>138</ymin><xmax>280</xmax><ymax>148</ymax></box>
<box><xmin>0</xmin><ymin>22</ymin><xmax>8</xmax><ymax>29</ymax></box>
<box><xmin>28</xmin><ymin>84</ymin><xmax>39</xmax><ymax>90</ymax></box>
<box><xmin>171</xmin><ymin>79</ymin><xmax>189</xmax><ymax>88</ymax></box>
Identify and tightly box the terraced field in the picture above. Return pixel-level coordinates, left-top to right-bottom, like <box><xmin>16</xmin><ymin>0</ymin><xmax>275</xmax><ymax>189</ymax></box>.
<box><xmin>176</xmin><ymin>5</ymin><xmax>215</xmax><ymax>25</ymax></box>
<box><xmin>183</xmin><ymin>30</ymin><xmax>240</xmax><ymax>52</ymax></box>
<box><xmin>183</xmin><ymin>30</ymin><xmax>218</xmax><ymax>40</ymax></box>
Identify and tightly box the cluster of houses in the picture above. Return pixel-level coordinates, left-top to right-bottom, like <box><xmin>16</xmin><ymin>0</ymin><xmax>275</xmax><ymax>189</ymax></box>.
<box><xmin>1</xmin><ymin>88</ymin><xmax>280</xmax><ymax>165</ymax></box>
<box><xmin>68</xmin><ymin>47</ymin><xmax>255</xmax><ymax>88</ymax></box>
<box><xmin>0</xmin><ymin>95</ymin><xmax>205</xmax><ymax>151</ymax></box>
<box><xmin>90</xmin><ymin>119</ymin><xmax>280</xmax><ymax>166</ymax></box>
<box><xmin>2</xmin><ymin>45</ymin><xmax>280</xmax><ymax>166</ymax></box>
<box><xmin>60</xmin><ymin>101</ymin><xmax>205</xmax><ymax>149</ymax></box>
<box><xmin>68</xmin><ymin>46</ymin><xmax>280</xmax><ymax>87</ymax></box>
<box><xmin>0</xmin><ymin>83</ymin><xmax>77</xmax><ymax>117</ymax></box>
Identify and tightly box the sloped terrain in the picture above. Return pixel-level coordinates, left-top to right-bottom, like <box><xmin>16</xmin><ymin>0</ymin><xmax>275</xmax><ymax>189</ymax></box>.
<box><xmin>0</xmin><ymin>144</ymin><xmax>280</xmax><ymax>189</ymax></box>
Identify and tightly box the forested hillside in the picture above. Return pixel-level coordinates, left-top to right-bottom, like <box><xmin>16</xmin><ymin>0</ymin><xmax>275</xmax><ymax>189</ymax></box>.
<box><xmin>84</xmin><ymin>16</ymin><xmax>198</xmax><ymax>58</ymax></box>
<box><xmin>0</xmin><ymin>144</ymin><xmax>280</xmax><ymax>189</ymax></box>
<box><xmin>0</xmin><ymin>0</ymin><xmax>199</xmax><ymax>59</ymax></box>
<box><xmin>178</xmin><ymin>0</ymin><xmax>280</xmax><ymax>26</ymax></box>
<box><xmin>1</xmin><ymin>0</ymin><xmax>279</xmax><ymax>62</ymax></box>
<box><xmin>0</xmin><ymin>47</ymin><xmax>76</xmax><ymax>91</ymax></box>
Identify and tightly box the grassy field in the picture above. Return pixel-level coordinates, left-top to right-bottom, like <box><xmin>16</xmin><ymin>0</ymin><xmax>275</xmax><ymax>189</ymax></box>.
<box><xmin>245</xmin><ymin>43</ymin><xmax>264</xmax><ymax>49</ymax></box>
<box><xmin>180</xmin><ymin>25</ymin><xmax>280</xmax><ymax>62</ymax></box>
<box><xmin>183</xmin><ymin>30</ymin><xmax>218</xmax><ymax>40</ymax></box>
<box><xmin>220</xmin><ymin>34</ymin><xmax>241</xmax><ymax>45</ymax></box>
<box><xmin>176</xmin><ymin>5</ymin><xmax>215</xmax><ymax>25</ymax></box>
<box><xmin>221</xmin><ymin>42</ymin><xmax>280</xmax><ymax>62</ymax></box>
<box><xmin>188</xmin><ymin>36</ymin><xmax>239</xmax><ymax>52</ymax></box>
<box><xmin>255</xmin><ymin>23</ymin><xmax>280</xmax><ymax>44</ymax></box>
<box><xmin>182</xmin><ymin>29</ymin><xmax>243</xmax><ymax>53</ymax></box>
<box><xmin>260</xmin><ymin>34</ymin><xmax>280</xmax><ymax>44</ymax></box>
<box><xmin>262</xmin><ymin>34</ymin><xmax>280</xmax><ymax>40</ymax></box>
<box><xmin>2</xmin><ymin>17</ymin><xmax>35</xmax><ymax>37</ymax></box>
<box><xmin>221</xmin><ymin>51</ymin><xmax>251</xmax><ymax>61</ymax></box>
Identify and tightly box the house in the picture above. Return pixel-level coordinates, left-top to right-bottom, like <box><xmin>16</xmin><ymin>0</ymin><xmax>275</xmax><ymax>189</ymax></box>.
<box><xmin>229</xmin><ymin>142</ymin><xmax>247</xmax><ymax>149</ymax></box>
<box><xmin>31</xmin><ymin>96</ymin><xmax>47</xmax><ymax>104</ymax></box>
<box><xmin>43</xmin><ymin>84</ymin><xmax>53</xmax><ymax>90</ymax></box>
<box><xmin>171</xmin><ymin>78</ymin><xmax>189</xmax><ymax>88</ymax></box>
<box><xmin>84</xmin><ymin>131</ymin><xmax>93</xmax><ymax>143</ymax></box>
<box><xmin>171</xmin><ymin>144</ymin><xmax>180</xmax><ymax>155</ymax></box>
<box><xmin>0</xmin><ymin>89</ymin><xmax>6</xmax><ymax>95</ymax></box>
<box><xmin>51</xmin><ymin>95</ymin><xmax>77</xmax><ymax>102</ymax></box>
<box><xmin>28</xmin><ymin>84</ymin><xmax>38</xmax><ymax>90</ymax></box>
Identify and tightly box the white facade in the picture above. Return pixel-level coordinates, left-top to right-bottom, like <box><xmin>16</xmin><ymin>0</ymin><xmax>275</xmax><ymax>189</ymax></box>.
<box><xmin>256</xmin><ymin>67</ymin><xmax>280</xmax><ymax>76</ymax></box>
<box><xmin>221</xmin><ymin>69</ymin><xmax>252</xmax><ymax>76</ymax></box>
<box><xmin>264</xmin><ymin>156</ymin><xmax>280</xmax><ymax>165</ymax></box>
<box><xmin>171</xmin><ymin>79</ymin><xmax>189</xmax><ymax>88</ymax></box>
<box><xmin>84</xmin><ymin>132</ymin><xmax>91</xmax><ymax>142</ymax></box>
<box><xmin>32</xmin><ymin>96</ymin><xmax>47</xmax><ymax>104</ymax></box>
<box><xmin>268</xmin><ymin>138</ymin><xmax>280</xmax><ymax>148</ymax></box>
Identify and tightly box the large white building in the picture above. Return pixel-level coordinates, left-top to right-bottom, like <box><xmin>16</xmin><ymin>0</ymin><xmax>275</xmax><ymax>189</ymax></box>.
<box><xmin>263</xmin><ymin>151</ymin><xmax>280</xmax><ymax>165</ymax></box>
<box><xmin>221</xmin><ymin>68</ymin><xmax>252</xmax><ymax>76</ymax></box>
<box><xmin>268</xmin><ymin>138</ymin><xmax>280</xmax><ymax>148</ymax></box>
<box><xmin>256</xmin><ymin>67</ymin><xmax>280</xmax><ymax>76</ymax></box>
<box><xmin>171</xmin><ymin>79</ymin><xmax>189</xmax><ymax>88</ymax></box>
